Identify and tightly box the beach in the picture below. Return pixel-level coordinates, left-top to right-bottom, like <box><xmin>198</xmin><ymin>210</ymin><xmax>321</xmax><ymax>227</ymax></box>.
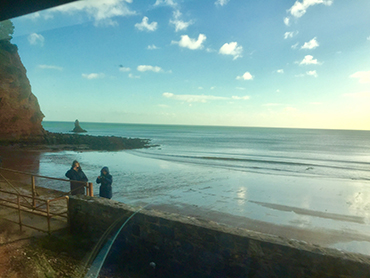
<box><xmin>2</xmin><ymin>140</ymin><xmax>370</xmax><ymax>257</ymax></box>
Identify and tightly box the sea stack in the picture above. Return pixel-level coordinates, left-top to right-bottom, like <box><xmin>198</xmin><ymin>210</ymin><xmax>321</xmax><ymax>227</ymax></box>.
<box><xmin>0</xmin><ymin>20</ymin><xmax>45</xmax><ymax>141</ymax></box>
<box><xmin>72</xmin><ymin>119</ymin><xmax>87</xmax><ymax>133</ymax></box>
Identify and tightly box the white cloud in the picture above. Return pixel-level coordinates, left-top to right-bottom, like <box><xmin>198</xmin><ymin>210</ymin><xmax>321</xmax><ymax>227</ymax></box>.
<box><xmin>284</xmin><ymin>31</ymin><xmax>298</xmax><ymax>39</ymax></box>
<box><xmin>289</xmin><ymin>0</ymin><xmax>333</xmax><ymax>18</ymax></box>
<box><xmin>170</xmin><ymin>10</ymin><xmax>193</xmax><ymax>32</ymax></box>
<box><xmin>291</xmin><ymin>43</ymin><xmax>299</xmax><ymax>49</ymax></box>
<box><xmin>28</xmin><ymin>33</ymin><xmax>44</xmax><ymax>46</ymax></box>
<box><xmin>284</xmin><ymin>17</ymin><xmax>290</xmax><ymax>26</ymax></box>
<box><xmin>367</xmin><ymin>36</ymin><xmax>370</xmax><ymax>41</ymax></box>
<box><xmin>299</xmin><ymin>55</ymin><xmax>320</xmax><ymax>65</ymax></box>
<box><xmin>82</xmin><ymin>73</ymin><xmax>105</xmax><ymax>79</ymax></box>
<box><xmin>350</xmin><ymin>71</ymin><xmax>370</xmax><ymax>83</ymax></box>
<box><xmin>310</xmin><ymin>102</ymin><xmax>323</xmax><ymax>105</ymax></box>
<box><xmin>38</xmin><ymin>64</ymin><xmax>63</xmax><ymax>71</ymax></box>
<box><xmin>236</xmin><ymin>72</ymin><xmax>253</xmax><ymax>80</ymax></box>
<box><xmin>219</xmin><ymin>42</ymin><xmax>243</xmax><ymax>60</ymax></box>
<box><xmin>119</xmin><ymin>66</ymin><xmax>131</xmax><ymax>72</ymax></box>
<box><xmin>128</xmin><ymin>73</ymin><xmax>140</xmax><ymax>79</ymax></box>
<box><xmin>343</xmin><ymin>92</ymin><xmax>370</xmax><ymax>98</ymax></box>
<box><xmin>147</xmin><ymin>44</ymin><xmax>158</xmax><ymax>50</ymax></box>
<box><xmin>49</xmin><ymin>0</ymin><xmax>136</xmax><ymax>26</ymax></box>
<box><xmin>215</xmin><ymin>0</ymin><xmax>230</xmax><ymax>6</ymax></box>
<box><xmin>26</xmin><ymin>12</ymin><xmax>41</xmax><ymax>20</ymax></box>
<box><xmin>172</xmin><ymin>34</ymin><xmax>206</xmax><ymax>50</ymax></box>
<box><xmin>232</xmin><ymin>96</ymin><xmax>250</xmax><ymax>100</ymax></box>
<box><xmin>277</xmin><ymin>69</ymin><xmax>284</xmax><ymax>74</ymax></box>
<box><xmin>137</xmin><ymin>65</ymin><xmax>163</xmax><ymax>72</ymax></box>
<box><xmin>236</xmin><ymin>87</ymin><xmax>246</xmax><ymax>90</ymax></box>
<box><xmin>135</xmin><ymin>16</ymin><xmax>158</xmax><ymax>31</ymax></box>
<box><xmin>163</xmin><ymin>92</ymin><xmax>227</xmax><ymax>103</ymax></box>
<box><xmin>163</xmin><ymin>92</ymin><xmax>250</xmax><ymax>103</ymax></box>
<box><xmin>170</xmin><ymin>19</ymin><xmax>192</xmax><ymax>32</ymax></box>
<box><xmin>263</xmin><ymin>103</ymin><xmax>283</xmax><ymax>107</ymax></box>
<box><xmin>306</xmin><ymin>70</ymin><xmax>318</xmax><ymax>77</ymax></box>
<box><xmin>295</xmin><ymin>70</ymin><xmax>318</xmax><ymax>77</ymax></box>
<box><xmin>301</xmin><ymin>37</ymin><xmax>319</xmax><ymax>49</ymax></box>
<box><xmin>24</xmin><ymin>11</ymin><xmax>53</xmax><ymax>20</ymax></box>
<box><xmin>284</xmin><ymin>107</ymin><xmax>298</xmax><ymax>112</ymax></box>
<box><xmin>154</xmin><ymin>0</ymin><xmax>177</xmax><ymax>7</ymax></box>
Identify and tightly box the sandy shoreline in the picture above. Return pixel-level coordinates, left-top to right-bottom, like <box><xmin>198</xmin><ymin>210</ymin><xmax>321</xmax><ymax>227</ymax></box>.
<box><xmin>1</xmin><ymin>146</ymin><xmax>370</xmax><ymax>257</ymax></box>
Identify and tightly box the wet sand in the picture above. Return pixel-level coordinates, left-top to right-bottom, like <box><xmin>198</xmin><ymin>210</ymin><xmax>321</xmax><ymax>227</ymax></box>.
<box><xmin>144</xmin><ymin>202</ymin><xmax>370</xmax><ymax>248</ymax></box>
<box><xmin>2</xmin><ymin>147</ymin><xmax>370</xmax><ymax>256</ymax></box>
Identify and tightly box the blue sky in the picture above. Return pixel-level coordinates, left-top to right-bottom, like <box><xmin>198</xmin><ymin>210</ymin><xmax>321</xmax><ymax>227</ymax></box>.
<box><xmin>10</xmin><ymin>0</ymin><xmax>370</xmax><ymax>129</ymax></box>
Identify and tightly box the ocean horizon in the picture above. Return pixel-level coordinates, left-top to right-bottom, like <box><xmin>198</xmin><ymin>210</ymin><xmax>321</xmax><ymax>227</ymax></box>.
<box><xmin>43</xmin><ymin>120</ymin><xmax>370</xmax><ymax>132</ymax></box>
<box><xmin>2</xmin><ymin>121</ymin><xmax>370</xmax><ymax>256</ymax></box>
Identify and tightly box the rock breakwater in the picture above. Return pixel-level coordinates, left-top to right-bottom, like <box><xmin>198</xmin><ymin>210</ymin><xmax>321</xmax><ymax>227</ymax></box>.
<box><xmin>0</xmin><ymin>131</ymin><xmax>153</xmax><ymax>151</ymax></box>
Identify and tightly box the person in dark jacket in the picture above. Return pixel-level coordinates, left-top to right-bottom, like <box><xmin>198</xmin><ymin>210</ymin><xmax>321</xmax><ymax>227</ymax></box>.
<box><xmin>65</xmin><ymin>160</ymin><xmax>88</xmax><ymax>195</ymax></box>
<box><xmin>96</xmin><ymin>166</ymin><xmax>113</xmax><ymax>199</ymax></box>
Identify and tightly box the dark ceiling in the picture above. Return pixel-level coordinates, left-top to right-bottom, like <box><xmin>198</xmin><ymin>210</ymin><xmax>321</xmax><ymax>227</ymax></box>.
<box><xmin>0</xmin><ymin>0</ymin><xmax>79</xmax><ymax>21</ymax></box>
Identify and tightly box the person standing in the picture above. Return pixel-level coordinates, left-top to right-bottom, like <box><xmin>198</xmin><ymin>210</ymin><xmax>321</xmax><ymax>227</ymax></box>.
<box><xmin>65</xmin><ymin>160</ymin><xmax>88</xmax><ymax>195</ymax></box>
<box><xmin>96</xmin><ymin>166</ymin><xmax>113</xmax><ymax>199</ymax></box>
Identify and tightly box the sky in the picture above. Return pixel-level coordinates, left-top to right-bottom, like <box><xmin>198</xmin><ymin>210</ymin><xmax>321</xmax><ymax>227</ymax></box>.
<box><xmin>8</xmin><ymin>0</ymin><xmax>370</xmax><ymax>129</ymax></box>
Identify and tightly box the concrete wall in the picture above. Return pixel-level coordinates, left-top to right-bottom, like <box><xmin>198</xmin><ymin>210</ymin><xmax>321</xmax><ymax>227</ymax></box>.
<box><xmin>69</xmin><ymin>196</ymin><xmax>370</xmax><ymax>277</ymax></box>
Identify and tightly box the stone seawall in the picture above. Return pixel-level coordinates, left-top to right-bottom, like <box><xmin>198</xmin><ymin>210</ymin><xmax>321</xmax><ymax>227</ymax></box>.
<box><xmin>69</xmin><ymin>196</ymin><xmax>370</xmax><ymax>277</ymax></box>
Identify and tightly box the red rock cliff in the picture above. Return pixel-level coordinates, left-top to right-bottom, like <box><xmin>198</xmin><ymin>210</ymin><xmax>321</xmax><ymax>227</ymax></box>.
<box><xmin>0</xmin><ymin>40</ymin><xmax>45</xmax><ymax>141</ymax></box>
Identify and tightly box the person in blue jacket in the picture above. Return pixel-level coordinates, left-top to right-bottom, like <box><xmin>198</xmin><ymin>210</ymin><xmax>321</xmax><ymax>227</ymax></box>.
<box><xmin>96</xmin><ymin>166</ymin><xmax>113</xmax><ymax>199</ymax></box>
<box><xmin>65</xmin><ymin>160</ymin><xmax>88</xmax><ymax>195</ymax></box>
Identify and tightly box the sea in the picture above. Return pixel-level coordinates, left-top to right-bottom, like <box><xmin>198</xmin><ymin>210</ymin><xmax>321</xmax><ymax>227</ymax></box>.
<box><xmin>41</xmin><ymin>121</ymin><xmax>370</xmax><ymax>182</ymax></box>
<box><xmin>3</xmin><ymin>121</ymin><xmax>370</xmax><ymax>255</ymax></box>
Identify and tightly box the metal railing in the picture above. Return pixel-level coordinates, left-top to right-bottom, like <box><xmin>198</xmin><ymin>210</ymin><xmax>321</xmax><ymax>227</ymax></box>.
<box><xmin>0</xmin><ymin>167</ymin><xmax>94</xmax><ymax>204</ymax></box>
<box><xmin>0</xmin><ymin>167</ymin><xmax>94</xmax><ymax>234</ymax></box>
<box><xmin>0</xmin><ymin>189</ymin><xmax>69</xmax><ymax>234</ymax></box>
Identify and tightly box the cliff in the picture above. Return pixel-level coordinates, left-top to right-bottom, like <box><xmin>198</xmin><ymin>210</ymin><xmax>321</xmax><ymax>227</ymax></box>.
<box><xmin>0</xmin><ymin>39</ymin><xmax>45</xmax><ymax>141</ymax></box>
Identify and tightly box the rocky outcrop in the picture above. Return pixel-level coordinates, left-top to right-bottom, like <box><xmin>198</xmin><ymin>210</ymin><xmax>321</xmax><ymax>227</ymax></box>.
<box><xmin>0</xmin><ymin>39</ymin><xmax>45</xmax><ymax>141</ymax></box>
<box><xmin>72</xmin><ymin>119</ymin><xmax>87</xmax><ymax>133</ymax></box>
<box><xmin>0</xmin><ymin>131</ymin><xmax>154</xmax><ymax>151</ymax></box>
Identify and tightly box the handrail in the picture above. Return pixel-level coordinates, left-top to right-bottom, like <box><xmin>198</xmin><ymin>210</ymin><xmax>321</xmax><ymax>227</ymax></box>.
<box><xmin>0</xmin><ymin>167</ymin><xmax>94</xmax><ymax>199</ymax></box>
<box><xmin>0</xmin><ymin>188</ymin><xmax>69</xmax><ymax>234</ymax></box>
<box><xmin>0</xmin><ymin>167</ymin><xmax>87</xmax><ymax>184</ymax></box>
<box><xmin>0</xmin><ymin>166</ymin><xmax>92</xmax><ymax>233</ymax></box>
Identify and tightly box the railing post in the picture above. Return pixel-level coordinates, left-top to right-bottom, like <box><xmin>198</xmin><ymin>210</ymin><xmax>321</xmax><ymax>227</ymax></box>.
<box><xmin>65</xmin><ymin>196</ymin><xmax>70</xmax><ymax>229</ymax></box>
<box><xmin>46</xmin><ymin>200</ymin><xmax>51</xmax><ymax>235</ymax></box>
<box><xmin>17</xmin><ymin>195</ymin><xmax>22</xmax><ymax>232</ymax></box>
<box><xmin>31</xmin><ymin>175</ymin><xmax>36</xmax><ymax>209</ymax></box>
<box><xmin>88</xmin><ymin>182</ymin><xmax>94</xmax><ymax>197</ymax></box>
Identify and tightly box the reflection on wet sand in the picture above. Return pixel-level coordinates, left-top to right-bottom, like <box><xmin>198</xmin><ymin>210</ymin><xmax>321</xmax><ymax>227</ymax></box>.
<box><xmin>141</xmin><ymin>202</ymin><xmax>370</xmax><ymax>252</ymax></box>
<box><xmin>250</xmin><ymin>200</ymin><xmax>365</xmax><ymax>224</ymax></box>
<box><xmin>0</xmin><ymin>147</ymin><xmax>41</xmax><ymax>185</ymax></box>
